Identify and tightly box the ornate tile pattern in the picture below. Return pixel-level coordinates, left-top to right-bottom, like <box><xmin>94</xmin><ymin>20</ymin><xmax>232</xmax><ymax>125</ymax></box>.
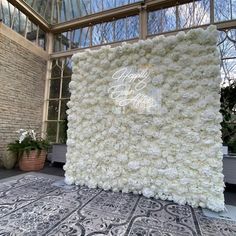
<box><xmin>0</xmin><ymin>174</ymin><xmax>235</xmax><ymax>236</ymax></box>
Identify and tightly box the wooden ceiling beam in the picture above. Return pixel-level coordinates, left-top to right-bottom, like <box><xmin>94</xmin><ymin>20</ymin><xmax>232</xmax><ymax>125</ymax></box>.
<box><xmin>145</xmin><ymin>0</ymin><xmax>195</xmax><ymax>11</ymax></box>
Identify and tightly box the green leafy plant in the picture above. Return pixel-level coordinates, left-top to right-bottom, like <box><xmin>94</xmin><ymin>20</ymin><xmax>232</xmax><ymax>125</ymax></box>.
<box><xmin>220</xmin><ymin>81</ymin><xmax>236</xmax><ymax>153</ymax></box>
<box><xmin>8</xmin><ymin>129</ymin><xmax>50</xmax><ymax>159</ymax></box>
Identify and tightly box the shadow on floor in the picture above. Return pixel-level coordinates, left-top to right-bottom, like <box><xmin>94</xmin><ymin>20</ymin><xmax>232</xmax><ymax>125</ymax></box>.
<box><xmin>0</xmin><ymin>161</ymin><xmax>65</xmax><ymax>180</ymax></box>
<box><xmin>225</xmin><ymin>183</ymin><xmax>236</xmax><ymax>206</ymax></box>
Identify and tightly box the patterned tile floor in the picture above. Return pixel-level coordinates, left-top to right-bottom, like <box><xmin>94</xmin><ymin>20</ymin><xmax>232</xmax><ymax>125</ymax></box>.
<box><xmin>0</xmin><ymin>173</ymin><xmax>235</xmax><ymax>236</ymax></box>
<box><xmin>1</xmin><ymin>162</ymin><xmax>236</xmax><ymax>207</ymax></box>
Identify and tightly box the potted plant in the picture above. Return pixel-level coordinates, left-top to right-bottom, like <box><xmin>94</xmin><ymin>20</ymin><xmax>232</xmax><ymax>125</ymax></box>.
<box><xmin>2</xmin><ymin>150</ymin><xmax>17</xmax><ymax>169</ymax></box>
<box><xmin>8</xmin><ymin>129</ymin><xmax>50</xmax><ymax>171</ymax></box>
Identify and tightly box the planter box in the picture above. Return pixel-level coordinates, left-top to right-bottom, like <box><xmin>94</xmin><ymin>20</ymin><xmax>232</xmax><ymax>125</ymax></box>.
<box><xmin>222</xmin><ymin>146</ymin><xmax>228</xmax><ymax>155</ymax></box>
<box><xmin>223</xmin><ymin>155</ymin><xmax>236</xmax><ymax>184</ymax></box>
<box><xmin>51</xmin><ymin>144</ymin><xmax>67</xmax><ymax>164</ymax></box>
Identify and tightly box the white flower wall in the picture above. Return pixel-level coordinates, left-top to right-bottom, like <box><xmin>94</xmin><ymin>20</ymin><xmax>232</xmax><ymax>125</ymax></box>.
<box><xmin>64</xmin><ymin>26</ymin><xmax>225</xmax><ymax>211</ymax></box>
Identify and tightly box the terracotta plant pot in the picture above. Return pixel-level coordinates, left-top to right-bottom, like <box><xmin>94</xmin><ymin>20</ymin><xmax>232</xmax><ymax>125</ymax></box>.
<box><xmin>19</xmin><ymin>150</ymin><xmax>46</xmax><ymax>171</ymax></box>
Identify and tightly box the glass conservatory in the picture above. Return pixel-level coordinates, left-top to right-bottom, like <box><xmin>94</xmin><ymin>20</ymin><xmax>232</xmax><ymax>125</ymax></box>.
<box><xmin>0</xmin><ymin>0</ymin><xmax>235</xmax><ymax>143</ymax></box>
<box><xmin>0</xmin><ymin>0</ymin><xmax>236</xmax><ymax>235</ymax></box>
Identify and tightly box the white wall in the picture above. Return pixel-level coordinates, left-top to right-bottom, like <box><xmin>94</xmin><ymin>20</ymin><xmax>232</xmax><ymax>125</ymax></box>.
<box><xmin>64</xmin><ymin>26</ymin><xmax>224</xmax><ymax>212</ymax></box>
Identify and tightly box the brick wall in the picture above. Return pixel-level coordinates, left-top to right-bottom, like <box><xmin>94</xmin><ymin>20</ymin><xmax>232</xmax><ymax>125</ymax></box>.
<box><xmin>0</xmin><ymin>31</ymin><xmax>47</xmax><ymax>157</ymax></box>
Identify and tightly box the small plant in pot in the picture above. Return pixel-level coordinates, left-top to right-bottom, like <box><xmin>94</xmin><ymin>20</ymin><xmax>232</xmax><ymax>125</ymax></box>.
<box><xmin>8</xmin><ymin>129</ymin><xmax>50</xmax><ymax>171</ymax></box>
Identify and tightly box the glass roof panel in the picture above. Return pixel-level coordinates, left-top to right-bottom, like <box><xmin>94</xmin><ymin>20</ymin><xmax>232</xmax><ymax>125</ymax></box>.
<box><xmin>22</xmin><ymin>0</ymin><xmax>143</xmax><ymax>24</ymax></box>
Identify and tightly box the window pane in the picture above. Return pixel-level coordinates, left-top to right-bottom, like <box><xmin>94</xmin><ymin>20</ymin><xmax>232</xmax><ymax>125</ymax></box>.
<box><xmin>71</xmin><ymin>27</ymin><xmax>90</xmax><ymax>49</ymax></box>
<box><xmin>51</xmin><ymin>2</ymin><xmax>58</xmax><ymax>24</ymax></box>
<box><xmin>92</xmin><ymin>23</ymin><xmax>103</xmax><ymax>45</ymax></box>
<box><xmin>218</xmin><ymin>30</ymin><xmax>236</xmax><ymax>59</ymax></box>
<box><xmin>79</xmin><ymin>0</ymin><xmax>91</xmax><ymax>17</ymax></box>
<box><xmin>54</xmin><ymin>15</ymin><xmax>139</xmax><ymax>51</ymax></box>
<box><xmin>24</xmin><ymin>0</ymin><xmax>34</xmax><ymax>6</ymax></box>
<box><xmin>215</xmin><ymin>0</ymin><xmax>236</xmax><ymax>22</ymax></box>
<box><xmin>194</xmin><ymin>0</ymin><xmax>210</xmax><ymax>25</ymax></box>
<box><xmin>33</xmin><ymin>0</ymin><xmax>48</xmax><ymax>17</ymax></box>
<box><xmin>62</xmin><ymin>31</ymin><xmax>71</xmax><ymax>50</ymax></box>
<box><xmin>12</xmin><ymin>10</ymin><xmax>27</xmax><ymax>36</ymax></box>
<box><xmin>116</xmin><ymin>0</ymin><xmax>129</xmax><ymax>7</ymax></box>
<box><xmin>178</xmin><ymin>1</ymin><xmax>210</xmax><ymax>28</ymax></box>
<box><xmin>59</xmin><ymin>0</ymin><xmax>69</xmax><ymax>22</ymax></box>
<box><xmin>221</xmin><ymin>59</ymin><xmax>236</xmax><ymax>84</ymax></box>
<box><xmin>51</xmin><ymin>60</ymin><xmax>62</xmax><ymax>78</ymax></box>
<box><xmin>115</xmin><ymin>18</ymin><xmax>126</xmax><ymax>41</ymax></box>
<box><xmin>60</xmin><ymin>99</ymin><xmax>69</xmax><ymax>120</ymax></box>
<box><xmin>58</xmin><ymin>121</ymin><xmax>67</xmax><ymax>143</ymax></box>
<box><xmin>62</xmin><ymin>78</ymin><xmax>71</xmax><ymax>98</ymax></box>
<box><xmin>42</xmin><ymin>1</ymin><xmax>52</xmax><ymax>22</ymax></box>
<box><xmin>26</xmin><ymin>21</ymin><xmax>37</xmax><ymax>43</ymax></box>
<box><xmin>22</xmin><ymin>0</ymin><xmax>142</xmax><ymax>24</ymax></box>
<box><xmin>91</xmin><ymin>0</ymin><xmax>102</xmax><ymax>14</ymax></box>
<box><xmin>127</xmin><ymin>15</ymin><xmax>139</xmax><ymax>39</ymax></box>
<box><xmin>48</xmin><ymin>100</ymin><xmax>59</xmax><ymax>120</ymax></box>
<box><xmin>46</xmin><ymin>122</ymin><xmax>57</xmax><ymax>142</ymax></box>
<box><xmin>148</xmin><ymin>7</ymin><xmax>176</xmax><ymax>35</ymax></box>
<box><xmin>71</xmin><ymin>30</ymin><xmax>79</xmax><ymax>49</ymax></box>
<box><xmin>54</xmin><ymin>32</ymin><xmax>70</xmax><ymax>52</ymax></box>
<box><xmin>103</xmin><ymin>0</ymin><xmax>115</xmax><ymax>10</ymax></box>
<box><xmin>179</xmin><ymin>2</ymin><xmax>194</xmax><ymax>28</ymax></box>
<box><xmin>49</xmin><ymin>79</ymin><xmax>61</xmax><ymax>99</ymax></box>
<box><xmin>38</xmin><ymin>29</ymin><xmax>46</xmax><ymax>49</ymax></box>
<box><xmin>70</xmin><ymin>0</ymin><xmax>80</xmax><ymax>19</ymax></box>
<box><xmin>81</xmin><ymin>27</ymin><xmax>90</xmax><ymax>47</ymax></box>
<box><xmin>102</xmin><ymin>22</ymin><xmax>114</xmax><ymax>43</ymax></box>
<box><xmin>0</xmin><ymin>0</ymin><xmax>46</xmax><ymax>49</ymax></box>
<box><xmin>1</xmin><ymin>0</ymin><xmax>14</xmax><ymax>27</ymax></box>
<box><xmin>63</xmin><ymin>58</ymin><xmax>72</xmax><ymax>77</ymax></box>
